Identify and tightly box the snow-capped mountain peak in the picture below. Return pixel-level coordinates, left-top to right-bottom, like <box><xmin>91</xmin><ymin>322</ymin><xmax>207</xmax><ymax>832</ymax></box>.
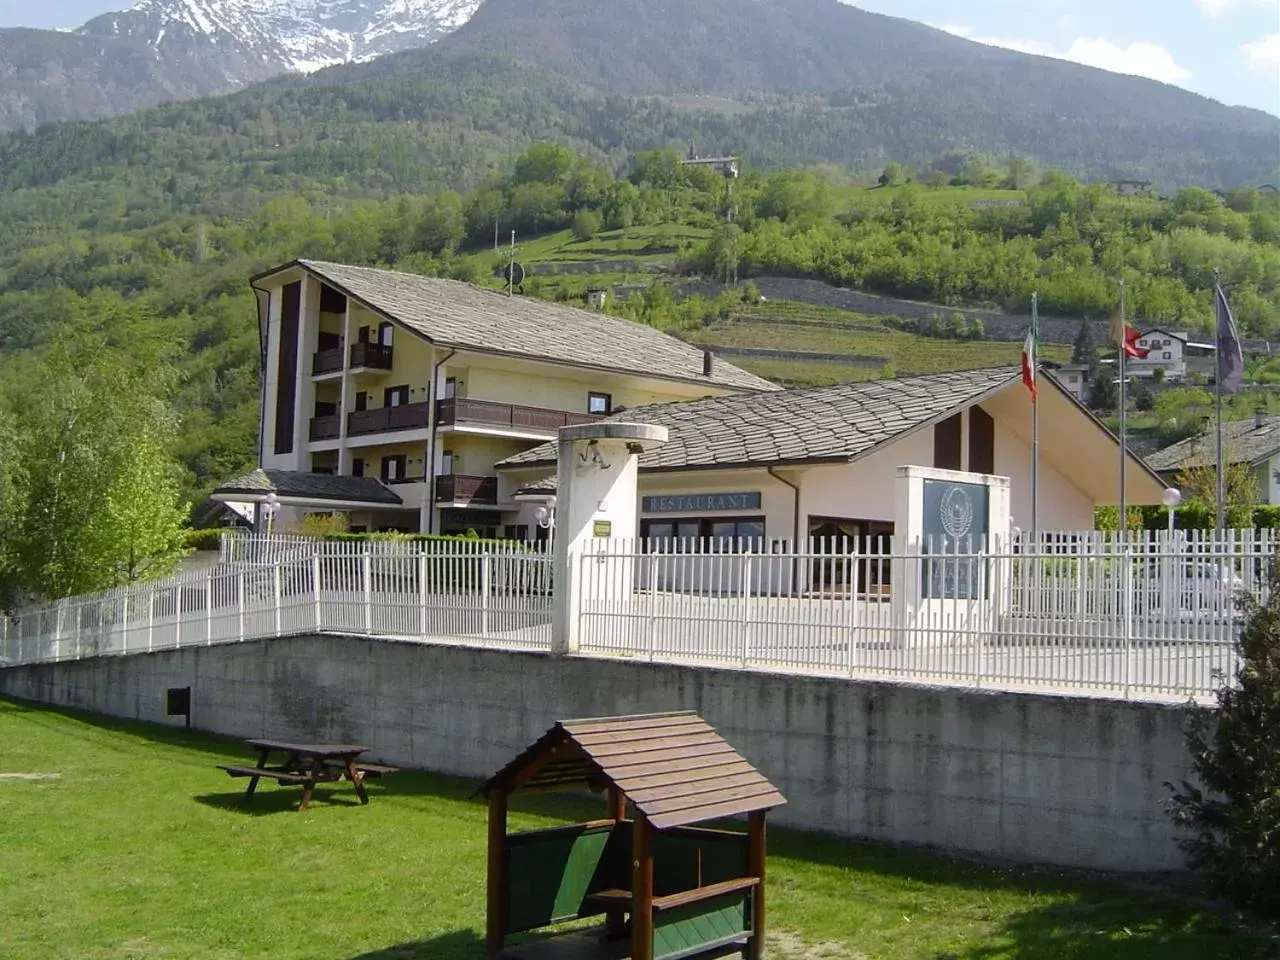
<box><xmin>79</xmin><ymin>0</ymin><xmax>484</xmax><ymax>80</ymax></box>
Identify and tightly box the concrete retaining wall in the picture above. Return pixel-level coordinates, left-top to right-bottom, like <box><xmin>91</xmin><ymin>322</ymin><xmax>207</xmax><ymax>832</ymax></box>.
<box><xmin>0</xmin><ymin>635</ymin><xmax>1192</xmax><ymax>872</ymax></box>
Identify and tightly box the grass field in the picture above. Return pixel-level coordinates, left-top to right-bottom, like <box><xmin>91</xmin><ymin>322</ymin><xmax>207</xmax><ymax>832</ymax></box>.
<box><xmin>1</xmin><ymin>697</ymin><xmax>1272</xmax><ymax>960</ymax></box>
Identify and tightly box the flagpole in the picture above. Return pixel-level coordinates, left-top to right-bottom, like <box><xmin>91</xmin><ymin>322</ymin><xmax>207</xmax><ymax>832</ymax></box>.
<box><xmin>1215</xmin><ymin>269</ymin><xmax>1225</xmax><ymax>531</ymax></box>
<box><xmin>1118</xmin><ymin>279</ymin><xmax>1127</xmax><ymax>535</ymax></box>
<box><xmin>1031</xmin><ymin>292</ymin><xmax>1039</xmax><ymax>540</ymax></box>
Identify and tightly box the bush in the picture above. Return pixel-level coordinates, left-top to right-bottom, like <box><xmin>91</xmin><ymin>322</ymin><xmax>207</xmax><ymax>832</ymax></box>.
<box><xmin>571</xmin><ymin>208</ymin><xmax>603</xmax><ymax>241</ymax></box>
<box><xmin>184</xmin><ymin>528</ymin><xmax>225</xmax><ymax>552</ymax></box>
<box><xmin>1168</xmin><ymin>560</ymin><xmax>1280</xmax><ymax>912</ymax></box>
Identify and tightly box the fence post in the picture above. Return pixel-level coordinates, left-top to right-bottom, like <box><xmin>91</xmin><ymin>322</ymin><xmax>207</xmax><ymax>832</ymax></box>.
<box><xmin>1123</xmin><ymin>544</ymin><xmax>1134</xmax><ymax>700</ymax></box>
<box><xmin>313</xmin><ymin>552</ymin><xmax>323</xmax><ymax>633</ymax></box>
<box><xmin>482</xmin><ymin>551</ymin><xmax>492</xmax><ymax>639</ymax></box>
<box><xmin>273</xmin><ymin>563</ymin><xmax>283</xmax><ymax>638</ymax></box>
<box><xmin>147</xmin><ymin>587</ymin><xmax>155</xmax><ymax>653</ymax></box>
<box><xmin>362</xmin><ymin>547</ymin><xmax>373</xmax><ymax>636</ymax></box>
<box><xmin>419</xmin><ymin>549</ymin><xmax>428</xmax><ymax>637</ymax></box>
<box><xmin>740</xmin><ymin>547</ymin><xmax>753</xmax><ymax>667</ymax></box>
<box><xmin>647</xmin><ymin>553</ymin><xmax>658</xmax><ymax>662</ymax></box>
<box><xmin>237</xmin><ymin>571</ymin><xmax>246</xmax><ymax>642</ymax></box>
<box><xmin>205</xmin><ymin>576</ymin><xmax>214</xmax><ymax>646</ymax></box>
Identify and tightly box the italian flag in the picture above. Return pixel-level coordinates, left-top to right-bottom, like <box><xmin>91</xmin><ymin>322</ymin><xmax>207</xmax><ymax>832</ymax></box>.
<box><xmin>1021</xmin><ymin>323</ymin><xmax>1037</xmax><ymax>400</ymax></box>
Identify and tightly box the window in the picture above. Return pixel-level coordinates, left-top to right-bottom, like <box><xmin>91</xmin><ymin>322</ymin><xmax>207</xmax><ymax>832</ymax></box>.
<box><xmin>440</xmin><ymin>450</ymin><xmax>455</xmax><ymax>475</ymax></box>
<box><xmin>1163</xmin><ymin>352</ymin><xmax>1172</xmax><ymax>360</ymax></box>
<box><xmin>442</xmin><ymin>377</ymin><xmax>457</xmax><ymax>399</ymax></box>
<box><xmin>357</xmin><ymin>326</ymin><xmax>371</xmax><ymax>344</ymax></box>
<box><xmin>351</xmin><ymin>459</ymin><xmax>364</xmax><ymax>478</ymax></box>
<box><xmin>378</xmin><ymin>322</ymin><xmax>394</xmax><ymax>347</ymax></box>
<box><xmin>384</xmin><ymin>385</ymin><xmax>410</xmax><ymax>407</ymax></box>
<box><xmin>641</xmin><ymin>517</ymin><xmax>765</xmax><ymax>551</ymax></box>
<box><xmin>588</xmin><ymin>392</ymin><xmax>613</xmax><ymax>415</ymax></box>
<box><xmin>354</xmin><ymin>391</ymin><xmax>369</xmax><ymax>412</ymax></box>
<box><xmin>381</xmin><ymin>455</ymin><xmax>407</xmax><ymax>483</ymax></box>
<box><xmin>968</xmin><ymin>406</ymin><xmax>995</xmax><ymax>476</ymax></box>
<box><xmin>934</xmin><ymin>413</ymin><xmax>962</xmax><ymax>471</ymax></box>
<box><xmin>504</xmin><ymin>524</ymin><xmax>530</xmax><ymax>542</ymax></box>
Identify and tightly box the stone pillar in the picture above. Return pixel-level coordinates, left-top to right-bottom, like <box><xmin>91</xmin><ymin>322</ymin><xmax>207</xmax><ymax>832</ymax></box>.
<box><xmin>892</xmin><ymin>465</ymin><xmax>1012</xmax><ymax>645</ymax></box>
<box><xmin>551</xmin><ymin>423</ymin><xmax>669</xmax><ymax>656</ymax></box>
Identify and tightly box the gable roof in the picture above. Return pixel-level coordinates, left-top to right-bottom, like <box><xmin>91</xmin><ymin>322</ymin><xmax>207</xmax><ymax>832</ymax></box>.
<box><xmin>479</xmin><ymin>712</ymin><xmax>785</xmax><ymax>830</ymax></box>
<box><xmin>211</xmin><ymin>468</ymin><xmax>403</xmax><ymax>506</ymax></box>
<box><xmin>1147</xmin><ymin>416</ymin><xmax>1280</xmax><ymax>472</ymax></box>
<box><xmin>498</xmin><ymin>367</ymin><xmax>1026</xmax><ymax>473</ymax></box>
<box><xmin>253</xmin><ymin>260</ymin><xmax>779</xmax><ymax>394</ymax></box>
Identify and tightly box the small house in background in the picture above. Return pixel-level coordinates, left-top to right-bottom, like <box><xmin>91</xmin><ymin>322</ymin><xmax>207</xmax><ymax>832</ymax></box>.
<box><xmin>1046</xmin><ymin>362</ymin><xmax>1091</xmax><ymax>402</ymax></box>
<box><xmin>1257</xmin><ymin>184</ymin><xmax>1278</xmax><ymax>195</ymax></box>
<box><xmin>681</xmin><ymin>145</ymin><xmax>740</xmax><ymax>179</ymax></box>
<box><xmin>1128</xmin><ymin>328</ymin><xmax>1215</xmax><ymax>381</ymax></box>
<box><xmin>1109</xmin><ymin>179</ymin><xmax>1155</xmax><ymax>197</ymax></box>
<box><xmin>585</xmin><ymin>288</ymin><xmax>609</xmax><ymax>311</ymax></box>
<box><xmin>1148</xmin><ymin>412</ymin><xmax>1280</xmax><ymax>504</ymax></box>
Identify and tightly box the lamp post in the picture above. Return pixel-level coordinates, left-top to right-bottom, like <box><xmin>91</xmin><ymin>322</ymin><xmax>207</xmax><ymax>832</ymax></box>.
<box><xmin>264</xmin><ymin>492</ymin><xmax>280</xmax><ymax>540</ymax></box>
<box><xmin>1162</xmin><ymin>487</ymin><xmax>1183</xmax><ymax>537</ymax></box>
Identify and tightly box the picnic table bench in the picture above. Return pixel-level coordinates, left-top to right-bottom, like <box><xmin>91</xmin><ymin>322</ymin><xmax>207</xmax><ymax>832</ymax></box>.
<box><xmin>217</xmin><ymin>739</ymin><xmax>399</xmax><ymax>812</ymax></box>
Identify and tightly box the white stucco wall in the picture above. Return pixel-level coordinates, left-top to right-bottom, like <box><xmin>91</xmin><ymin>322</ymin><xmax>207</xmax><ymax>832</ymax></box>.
<box><xmin>994</xmin><ymin>428</ymin><xmax>1096</xmax><ymax>531</ymax></box>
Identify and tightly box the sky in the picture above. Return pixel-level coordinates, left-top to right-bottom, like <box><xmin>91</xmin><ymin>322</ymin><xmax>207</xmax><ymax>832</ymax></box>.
<box><xmin>2</xmin><ymin>0</ymin><xmax>1278</xmax><ymax>115</ymax></box>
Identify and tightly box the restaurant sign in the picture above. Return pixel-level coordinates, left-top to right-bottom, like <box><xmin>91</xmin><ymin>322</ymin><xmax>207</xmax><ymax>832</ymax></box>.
<box><xmin>642</xmin><ymin>492</ymin><xmax>762</xmax><ymax>514</ymax></box>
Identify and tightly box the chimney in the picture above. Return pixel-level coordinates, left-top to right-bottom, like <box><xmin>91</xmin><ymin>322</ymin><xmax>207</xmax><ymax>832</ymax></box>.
<box><xmin>702</xmin><ymin>350</ymin><xmax>714</xmax><ymax>377</ymax></box>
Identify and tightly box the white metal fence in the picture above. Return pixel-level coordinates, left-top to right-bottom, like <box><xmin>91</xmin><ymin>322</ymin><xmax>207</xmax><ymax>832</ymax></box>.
<box><xmin>0</xmin><ymin>539</ymin><xmax>554</xmax><ymax>665</ymax></box>
<box><xmin>576</xmin><ymin>529</ymin><xmax>1273</xmax><ymax>702</ymax></box>
<box><xmin>1</xmin><ymin>530</ymin><xmax>1272</xmax><ymax>702</ymax></box>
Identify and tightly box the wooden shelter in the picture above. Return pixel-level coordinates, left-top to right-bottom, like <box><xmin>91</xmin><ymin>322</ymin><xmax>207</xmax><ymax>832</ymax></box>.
<box><xmin>478</xmin><ymin>712</ymin><xmax>786</xmax><ymax>960</ymax></box>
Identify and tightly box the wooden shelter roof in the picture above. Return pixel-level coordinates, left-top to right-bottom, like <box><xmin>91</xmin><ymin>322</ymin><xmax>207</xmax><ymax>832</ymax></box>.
<box><xmin>480</xmin><ymin>712</ymin><xmax>786</xmax><ymax>830</ymax></box>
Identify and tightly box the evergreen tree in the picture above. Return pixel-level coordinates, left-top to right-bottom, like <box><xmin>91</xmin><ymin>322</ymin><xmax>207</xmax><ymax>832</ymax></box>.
<box><xmin>1169</xmin><ymin>561</ymin><xmax>1280</xmax><ymax>912</ymax></box>
<box><xmin>1071</xmin><ymin>320</ymin><xmax>1098</xmax><ymax>365</ymax></box>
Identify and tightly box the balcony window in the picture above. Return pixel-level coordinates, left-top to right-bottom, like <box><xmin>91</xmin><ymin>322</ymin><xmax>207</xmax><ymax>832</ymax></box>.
<box><xmin>588</xmin><ymin>392</ymin><xmax>613</xmax><ymax>415</ymax></box>
<box><xmin>352</xmin><ymin>459</ymin><xmax>364</xmax><ymax>478</ymax></box>
<box><xmin>384</xmin><ymin>385</ymin><xmax>410</xmax><ymax>407</ymax></box>
<box><xmin>355</xmin><ymin>392</ymin><xmax>369</xmax><ymax>412</ymax></box>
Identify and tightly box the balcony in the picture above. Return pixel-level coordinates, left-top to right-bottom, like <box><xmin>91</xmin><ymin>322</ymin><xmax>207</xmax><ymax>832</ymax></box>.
<box><xmin>312</xmin><ymin>348</ymin><xmax>344</xmax><ymax>376</ymax></box>
<box><xmin>436</xmin><ymin>397</ymin><xmax>603</xmax><ymax>435</ymax></box>
<box><xmin>435</xmin><ymin>474</ymin><xmax>499</xmax><ymax>506</ymax></box>
<box><xmin>350</xmin><ymin>342</ymin><xmax>394</xmax><ymax>371</ymax></box>
<box><xmin>309</xmin><ymin>416</ymin><xmax>341</xmax><ymax>442</ymax></box>
<box><xmin>348</xmin><ymin>402</ymin><xmax>432</xmax><ymax>437</ymax></box>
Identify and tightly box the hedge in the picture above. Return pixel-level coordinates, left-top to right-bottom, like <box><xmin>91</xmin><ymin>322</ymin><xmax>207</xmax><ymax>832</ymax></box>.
<box><xmin>185</xmin><ymin>528</ymin><xmax>226</xmax><ymax>552</ymax></box>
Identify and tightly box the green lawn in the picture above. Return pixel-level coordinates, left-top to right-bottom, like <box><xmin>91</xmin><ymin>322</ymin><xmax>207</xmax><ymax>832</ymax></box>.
<box><xmin>0</xmin><ymin>697</ymin><xmax>1269</xmax><ymax>960</ymax></box>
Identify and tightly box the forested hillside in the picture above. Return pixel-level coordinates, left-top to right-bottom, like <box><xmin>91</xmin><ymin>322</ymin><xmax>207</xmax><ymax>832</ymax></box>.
<box><xmin>0</xmin><ymin>137</ymin><xmax>1276</xmax><ymax>512</ymax></box>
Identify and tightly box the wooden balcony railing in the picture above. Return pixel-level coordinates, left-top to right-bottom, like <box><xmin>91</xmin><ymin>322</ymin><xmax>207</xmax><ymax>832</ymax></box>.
<box><xmin>347</xmin><ymin>402</ymin><xmax>432</xmax><ymax>437</ymax></box>
<box><xmin>312</xmin><ymin>348</ymin><xmax>345</xmax><ymax>376</ymax></box>
<box><xmin>435</xmin><ymin>474</ymin><xmax>499</xmax><ymax>505</ymax></box>
<box><xmin>350</xmin><ymin>342</ymin><xmax>394</xmax><ymax>370</ymax></box>
<box><xmin>436</xmin><ymin>398</ymin><xmax>603</xmax><ymax>434</ymax></box>
<box><xmin>309</xmin><ymin>416</ymin><xmax>341</xmax><ymax>442</ymax></box>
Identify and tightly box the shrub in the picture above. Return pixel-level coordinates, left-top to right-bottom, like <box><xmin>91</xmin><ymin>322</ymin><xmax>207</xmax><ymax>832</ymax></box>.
<box><xmin>1168</xmin><ymin>560</ymin><xmax>1280</xmax><ymax>912</ymax></box>
<box><xmin>184</xmin><ymin>528</ymin><xmax>225</xmax><ymax>552</ymax></box>
<box><xmin>571</xmin><ymin>208</ymin><xmax>603</xmax><ymax>241</ymax></box>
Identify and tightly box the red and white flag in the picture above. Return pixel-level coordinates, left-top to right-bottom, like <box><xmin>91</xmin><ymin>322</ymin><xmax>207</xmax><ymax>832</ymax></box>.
<box><xmin>1021</xmin><ymin>324</ymin><xmax>1037</xmax><ymax>399</ymax></box>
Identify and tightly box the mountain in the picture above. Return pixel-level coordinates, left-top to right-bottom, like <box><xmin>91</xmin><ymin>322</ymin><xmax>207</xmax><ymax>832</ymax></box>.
<box><xmin>0</xmin><ymin>0</ymin><xmax>480</xmax><ymax>129</ymax></box>
<box><xmin>0</xmin><ymin>0</ymin><xmax>1275</xmax><ymax>187</ymax></box>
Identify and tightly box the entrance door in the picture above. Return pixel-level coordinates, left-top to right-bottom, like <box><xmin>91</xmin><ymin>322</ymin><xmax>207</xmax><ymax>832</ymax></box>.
<box><xmin>808</xmin><ymin>517</ymin><xmax>894</xmax><ymax>594</ymax></box>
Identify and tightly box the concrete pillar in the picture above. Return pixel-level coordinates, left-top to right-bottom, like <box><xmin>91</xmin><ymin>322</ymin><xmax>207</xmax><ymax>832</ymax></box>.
<box><xmin>892</xmin><ymin>466</ymin><xmax>1011</xmax><ymax>645</ymax></box>
<box><xmin>551</xmin><ymin>423</ymin><xmax>669</xmax><ymax>656</ymax></box>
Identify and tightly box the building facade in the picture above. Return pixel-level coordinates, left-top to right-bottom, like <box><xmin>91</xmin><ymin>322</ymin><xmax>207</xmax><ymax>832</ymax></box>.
<box><xmin>227</xmin><ymin>259</ymin><xmax>777</xmax><ymax>535</ymax></box>
<box><xmin>498</xmin><ymin>367</ymin><xmax>1167</xmax><ymax>549</ymax></box>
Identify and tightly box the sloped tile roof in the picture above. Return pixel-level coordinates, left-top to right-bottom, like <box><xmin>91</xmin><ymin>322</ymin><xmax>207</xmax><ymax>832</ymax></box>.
<box><xmin>267</xmin><ymin>260</ymin><xmax>779</xmax><ymax>394</ymax></box>
<box><xmin>1147</xmin><ymin>416</ymin><xmax>1280</xmax><ymax>472</ymax></box>
<box><xmin>498</xmin><ymin>367</ymin><xmax>1023</xmax><ymax>472</ymax></box>
<box><xmin>213</xmin><ymin>469</ymin><xmax>403</xmax><ymax>505</ymax></box>
<box><xmin>479</xmin><ymin>712</ymin><xmax>785</xmax><ymax>830</ymax></box>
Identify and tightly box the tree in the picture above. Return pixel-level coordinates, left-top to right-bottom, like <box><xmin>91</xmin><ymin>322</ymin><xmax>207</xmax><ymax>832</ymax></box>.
<box><xmin>512</xmin><ymin>142</ymin><xmax>578</xmax><ymax>186</ymax></box>
<box><xmin>921</xmin><ymin>169</ymin><xmax>948</xmax><ymax>190</ymax></box>
<box><xmin>1003</xmin><ymin>154</ymin><xmax>1035</xmax><ymax>190</ymax></box>
<box><xmin>416</xmin><ymin>190</ymin><xmax>465</xmax><ymax>255</ymax></box>
<box><xmin>5</xmin><ymin>302</ymin><xmax>190</xmax><ymax>599</ymax></box>
<box><xmin>1070</xmin><ymin>321</ymin><xmax>1097</xmax><ymax>365</ymax></box>
<box><xmin>571</xmin><ymin>208</ymin><xmax>603</xmax><ymax>241</ymax></box>
<box><xmin>1175</xmin><ymin>442</ymin><xmax>1259</xmax><ymax>512</ymax></box>
<box><xmin>1089</xmin><ymin>364</ymin><xmax>1117</xmax><ymax>412</ymax></box>
<box><xmin>1168</xmin><ymin>560</ymin><xmax>1280</xmax><ymax>912</ymax></box>
<box><xmin>708</xmin><ymin>223</ymin><xmax>743</xmax><ymax>283</ymax></box>
<box><xmin>877</xmin><ymin>162</ymin><xmax>905</xmax><ymax>187</ymax></box>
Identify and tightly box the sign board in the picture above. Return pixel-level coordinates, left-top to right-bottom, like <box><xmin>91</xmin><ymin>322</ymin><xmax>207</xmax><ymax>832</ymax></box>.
<box><xmin>921</xmin><ymin>479</ymin><xmax>990</xmax><ymax>599</ymax></box>
<box><xmin>642</xmin><ymin>492</ymin><xmax>762</xmax><ymax>514</ymax></box>
<box><xmin>592</xmin><ymin>520</ymin><xmax>613</xmax><ymax>538</ymax></box>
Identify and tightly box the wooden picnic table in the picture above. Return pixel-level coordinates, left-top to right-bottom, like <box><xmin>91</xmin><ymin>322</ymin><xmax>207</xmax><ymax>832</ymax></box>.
<box><xmin>217</xmin><ymin>739</ymin><xmax>397</xmax><ymax>812</ymax></box>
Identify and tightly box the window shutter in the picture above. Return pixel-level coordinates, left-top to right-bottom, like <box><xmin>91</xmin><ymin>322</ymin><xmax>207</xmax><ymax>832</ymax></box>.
<box><xmin>969</xmin><ymin>406</ymin><xmax>995</xmax><ymax>476</ymax></box>
<box><xmin>934</xmin><ymin>414</ymin><xmax>962</xmax><ymax>471</ymax></box>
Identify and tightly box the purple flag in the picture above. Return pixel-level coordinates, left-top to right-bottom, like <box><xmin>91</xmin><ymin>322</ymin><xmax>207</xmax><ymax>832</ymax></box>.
<box><xmin>1216</xmin><ymin>284</ymin><xmax>1244</xmax><ymax>395</ymax></box>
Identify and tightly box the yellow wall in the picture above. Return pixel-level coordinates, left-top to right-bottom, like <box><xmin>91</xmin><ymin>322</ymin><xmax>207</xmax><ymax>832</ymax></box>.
<box><xmin>454</xmin><ymin>360</ymin><xmax>714</xmax><ymax>415</ymax></box>
<box><xmin>439</xmin><ymin>434</ymin><xmax>532</xmax><ymax>476</ymax></box>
